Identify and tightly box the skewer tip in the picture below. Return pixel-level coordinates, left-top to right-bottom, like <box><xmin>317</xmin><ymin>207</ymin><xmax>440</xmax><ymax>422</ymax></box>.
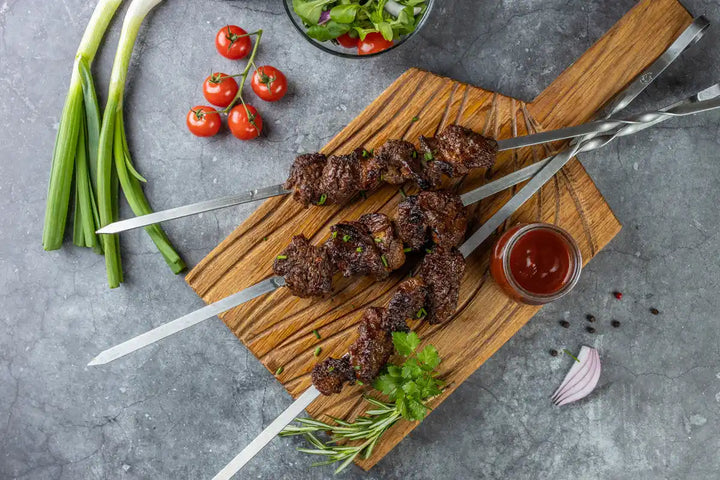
<box><xmin>95</xmin><ymin>225</ymin><xmax>118</xmax><ymax>235</ymax></box>
<box><xmin>87</xmin><ymin>353</ymin><xmax>109</xmax><ymax>366</ymax></box>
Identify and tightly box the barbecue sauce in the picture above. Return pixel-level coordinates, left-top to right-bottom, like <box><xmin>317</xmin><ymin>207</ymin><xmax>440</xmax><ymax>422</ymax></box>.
<box><xmin>491</xmin><ymin>223</ymin><xmax>581</xmax><ymax>305</ymax></box>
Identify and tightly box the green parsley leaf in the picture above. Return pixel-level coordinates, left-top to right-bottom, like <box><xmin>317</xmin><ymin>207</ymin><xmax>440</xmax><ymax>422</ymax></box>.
<box><xmin>416</xmin><ymin>345</ymin><xmax>440</xmax><ymax>369</ymax></box>
<box><xmin>392</xmin><ymin>331</ymin><xmax>420</xmax><ymax>357</ymax></box>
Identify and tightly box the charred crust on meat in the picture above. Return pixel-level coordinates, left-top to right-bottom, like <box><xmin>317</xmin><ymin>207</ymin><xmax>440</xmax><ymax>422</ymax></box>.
<box><xmin>273</xmin><ymin>235</ymin><xmax>334</xmax><ymax>298</ymax></box>
<box><xmin>325</xmin><ymin>221</ymin><xmax>388</xmax><ymax>280</ymax></box>
<box><xmin>417</xmin><ymin>247</ymin><xmax>465</xmax><ymax>324</ymax></box>
<box><xmin>358</xmin><ymin>213</ymin><xmax>406</xmax><ymax>272</ymax></box>
<box><xmin>383</xmin><ymin>277</ymin><xmax>428</xmax><ymax>332</ymax></box>
<box><xmin>349</xmin><ymin>308</ymin><xmax>395</xmax><ymax>383</ymax></box>
<box><xmin>396</xmin><ymin>191</ymin><xmax>467</xmax><ymax>250</ymax></box>
<box><xmin>312</xmin><ymin>357</ymin><xmax>356</xmax><ymax>396</ymax></box>
<box><xmin>284</xmin><ymin>153</ymin><xmax>327</xmax><ymax>206</ymax></box>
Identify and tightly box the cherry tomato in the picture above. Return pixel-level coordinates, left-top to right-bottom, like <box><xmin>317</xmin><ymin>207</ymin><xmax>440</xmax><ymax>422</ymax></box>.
<box><xmin>336</xmin><ymin>33</ymin><xmax>358</xmax><ymax>48</ymax></box>
<box><xmin>186</xmin><ymin>106</ymin><xmax>221</xmax><ymax>137</ymax></box>
<box><xmin>357</xmin><ymin>32</ymin><xmax>393</xmax><ymax>55</ymax></box>
<box><xmin>228</xmin><ymin>104</ymin><xmax>263</xmax><ymax>140</ymax></box>
<box><xmin>215</xmin><ymin>25</ymin><xmax>252</xmax><ymax>60</ymax></box>
<box><xmin>203</xmin><ymin>73</ymin><xmax>239</xmax><ymax>108</ymax></box>
<box><xmin>251</xmin><ymin>66</ymin><xmax>288</xmax><ymax>102</ymax></box>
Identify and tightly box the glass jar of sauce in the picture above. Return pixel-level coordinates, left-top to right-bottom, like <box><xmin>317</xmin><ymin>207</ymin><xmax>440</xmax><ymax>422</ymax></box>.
<box><xmin>490</xmin><ymin>223</ymin><xmax>582</xmax><ymax>305</ymax></box>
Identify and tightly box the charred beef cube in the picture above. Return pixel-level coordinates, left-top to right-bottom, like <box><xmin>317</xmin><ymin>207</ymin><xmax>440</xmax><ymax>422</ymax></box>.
<box><xmin>312</xmin><ymin>357</ymin><xmax>356</xmax><ymax>395</ymax></box>
<box><xmin>284</xmin><ymin>153</ymin><xmax>327</xmax><ymax>206</ymax></box>
<box><xmin>325</xmin><ymin>222</ymin><xmax>388</xmax><ymax>280</ymax></box>
<box><xmin>349</xmin><ymin>307</ymin><xmax>394</xmax><ymax>383</ymax></box>
<box><xmin>273</xmin><ymin>235</ymin><xmax>334</xmax><ymax>298</ymax></box>
<box><xmin>420</xmin><ymin>125</ymin><xmax>497</xmax><ymax>179</ymax></box>
<box><xmin>417</xmin><ymin>247</ymin><xmax>465</xmax><ymax>324</ymax></box>
<box><xmin>416</xmin><ymin>191</ymin><xmax>467</xmax><ymax>248</ymax></box>
<box><xmin>383</xmin><ymin>277</ymin><xmax>428</xmax><ymax>332</ymax></box>
<box><xmin>359</xmin><ymin>155</ymin><xmax>384</xmax><ymax>192</ymax></box>
<box><xmin>396</xmin><ymin>195</ymin><xmax>427</xmax><ymax>250</ymax></box>
<box><xmin>374</xmin><ymin>140</ymin><xmax>422</xmax><ymax>185</ymax></box>
<box><xmin>358</xmin><ymin>213</ymin><xmax>406</xmax><ymax>272</ymax></box>
<box><xmin>396</xmin><ymin>191</ymin><xmax>467</xmax><ymax>250</ymax></box>
<box><xmin>320</xmin><ymin>150</ymin><xmax>363</xmax><ymax>204</ymax></box>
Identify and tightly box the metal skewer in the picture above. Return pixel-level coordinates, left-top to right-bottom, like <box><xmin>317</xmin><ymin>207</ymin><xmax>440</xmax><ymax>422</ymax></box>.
<box><xmin>209</xmin><ymin>18</ymin><xmax>710</xmax><ymax>479</ymax></box>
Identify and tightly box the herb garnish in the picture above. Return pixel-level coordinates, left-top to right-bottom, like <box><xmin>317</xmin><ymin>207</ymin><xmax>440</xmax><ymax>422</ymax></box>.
<box><xmin>424</xmin><ymin>151</ymin><xmax>433</xmax><ymax>161</ymax></box>
<box><xmin>276</xmin><ymin>255</ymin><xmax>288</xmax><ymax>260</ymax></box>
<box><xmin>343</xmin><ymin>234</ymin><xmax>351</xmax><ymax>242</ymax></box>
<box><xmin>563</xmin><ymin>349</ymin><xmax>580</xmax><ymax>363</ymax></box>
<box><xmin>317</xmin><ymin>193</ymin><xmax>327</xmax><ymax>206</ymax></box>
<box><xmin>313</xmin><ymin>329</ymin><xmax>321</xmax><ymax>339</ymax></box>
<box><xmin>403</xmin><ymin>247</ymin><xmax>412</xmax><ymax>253</ymax></box>
<box><xmin>280</xmin><ymin>332</ymin><xmax>443</xmax><ymax>473</ymax></box>
<box><xmin>276</xmin><ymin>366</ymin><xmax>284</xmax><ymax>375</ymax></box>
<box><xmin>381</xmin><ymin>255</ymin><xmax>388</xmax><ymax>268</ymax></box>
<box><xmin>411</xmin><ymin>116</ymin><xmax>419</xmax><ymax>122</ymax></box>
<box><xmin>356</xmin><ymin>247</ymin><xmax>363</xmax><ymax>253</ymax></box>
<box><xmin>314</xmin><ymin>347</ymin><xmax>322</xmax><ymax>357</ymax></box>
<box><xmin>332</xmin><ymin>231</ymin><xmax>337</xmax><ymax>239</ymax></box>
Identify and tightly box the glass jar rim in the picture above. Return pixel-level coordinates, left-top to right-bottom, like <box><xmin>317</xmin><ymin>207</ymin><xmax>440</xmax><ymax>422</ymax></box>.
<box><xmin>500</xmin><ymin>223</ymin><xmax>583</xmax><ymax>303</ymax></box>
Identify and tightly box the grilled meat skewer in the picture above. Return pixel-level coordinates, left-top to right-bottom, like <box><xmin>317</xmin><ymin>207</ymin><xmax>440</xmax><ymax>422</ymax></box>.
<box><xmin>273</xmin><ymin>191</ymin><xmax>467</xmax><ymax>298</ymax></box>
<box><xmin>284</xmin><ymin>125</ymin><xmax>498</xmax><ymax>207</ymax></box>
<box><xmin>312</xmin><ymin>247</ymin><xmax>466</xmax><ymax>396</ymax></box>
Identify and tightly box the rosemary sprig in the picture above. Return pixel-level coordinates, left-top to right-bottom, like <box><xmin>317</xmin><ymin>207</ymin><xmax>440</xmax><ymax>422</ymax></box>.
<box><xmin>279</xmin><ymin>397</ymin><xmax>401</xmax><ymax>474</ymax></box>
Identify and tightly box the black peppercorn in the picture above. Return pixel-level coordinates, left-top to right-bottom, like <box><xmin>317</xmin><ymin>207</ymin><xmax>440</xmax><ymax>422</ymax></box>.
<box><xmin>559</xmin><ymin>320</ymin><xmax>570</xmax><ymax>328</ymax></box>
<box><xmin>586</xmin><ymin>326</ymin><xmax>596</xmax><ymax>334</ymax></box>
<box><xmin>550</xmin><ymin>349</ymin><xmax>559</xmax><ymax>357</ymax></box>
<box><xmin>611</xmin><ymin>320</ymin><xmax>621</xmax><ymax>328</ymax></box>
<box><xmin>586</xmin><ymin>314</ymin><xmax>596</xmax><ymax>323</ymax></box>
<box><xmin>650</xmin><ymin>307</ymin><xmax>660</xmax><ymax>315</ymax></box>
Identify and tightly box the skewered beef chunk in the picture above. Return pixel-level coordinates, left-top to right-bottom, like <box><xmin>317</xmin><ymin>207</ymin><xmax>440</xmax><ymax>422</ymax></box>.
<box><xmin>420</xmin><ymin>125</ymin><xmax>497</xmax><ymax>179</ymax></box>
<box><xmin>359</xmin><ymin>213</ymin><xmax>406</xmax><ymax>271</ymax></box>
<box><xmin>325</xmin><ymin>222</ymin><xmax>387</xmax><ymax>280</ymax></box>
<box><xmin>312</xmin><ymin>357</ymin><xmax>356</xmax><ymax>395</ymax></box>
<box><xmin>396</xmin><ymin>191</ymin><xmax>467</xmax><ymax>250</ymax></box>
<box><xmin>417</xmin><ymin>247</ymin><xmax>465</xmax><ymax>324</ymax></box>
<box><xmin>273</xmin><ymin>235</ymin><xmax>334</xmax><ymax>298</ymax></box>
<box><xmin>416</xmin><ymin>191</ymin><xmax>467</xmax><ymax>247</ymax></box>
<box><xmin>320</xmin><ymin>149</ymin><xmax>363</xmax><ymax>204</ymax></box>
<box><xmin>359</xmin><ymin>154</ymin><xmax>384</xmax><ymax>192</ymax></box>
<box><xmin>395</xmin><ymin>195</ymin><xmax>426</xmax><ymax>250</ymax></box>
<box><xmin>349</xmin><ymin>307</ymin><xmax>394</xmax><ymax>383</ymax></box>
<box><xmin>284</xmin><ymin>153</ymin><xmax>327</xmax><ymax>206</ymax></box>
<box><xmin>374</xmin><ymin>140</ymin><xmax>424</xmax><ymax>186</ymax></box>
<box><xmin>383</xmin><ymin>277</ymin><xmax>428</xmax><ymax>332</ymax></box>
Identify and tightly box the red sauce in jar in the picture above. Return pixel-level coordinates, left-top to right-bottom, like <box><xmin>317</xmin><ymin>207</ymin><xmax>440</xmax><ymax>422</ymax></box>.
<box><xmin>508</xmin><ymin>228</ymin><xmax>573</xmax><ymax>295</ymax></box>
<box><xmin>490</xmin><ymin>223</ymin><xmax>581</xmax><ymax>305</ymax></box>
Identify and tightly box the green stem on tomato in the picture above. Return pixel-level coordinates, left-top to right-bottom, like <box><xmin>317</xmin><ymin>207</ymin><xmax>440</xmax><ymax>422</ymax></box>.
<box><xmin>222</xmin><ymin>29</ymin><xmax>263</xmax><ymax>114</ymax></box>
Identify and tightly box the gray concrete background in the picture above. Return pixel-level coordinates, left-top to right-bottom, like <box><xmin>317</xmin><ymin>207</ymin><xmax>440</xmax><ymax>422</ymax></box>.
<box><xmin>2</xmin><ymin>0</ymin><xmax>720</xmax><ymax>478</ymax></box>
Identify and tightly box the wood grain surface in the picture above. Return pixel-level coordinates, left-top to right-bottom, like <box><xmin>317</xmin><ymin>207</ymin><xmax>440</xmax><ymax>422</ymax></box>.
<box><xmin>186</xmin><ymin>0</ymin><xmax>691</xmax><ymax>470</ymax></box>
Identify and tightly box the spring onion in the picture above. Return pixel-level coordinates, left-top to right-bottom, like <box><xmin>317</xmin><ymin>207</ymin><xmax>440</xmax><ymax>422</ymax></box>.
<box><xmin>43</xmin><ymin>0</ymin><xmax>123</xmax><ymax>251</ymax></box>
<box><xmin>97</xmin><ymin>0</ymin><xmax>185</xmax><ymax>287</ymax></box>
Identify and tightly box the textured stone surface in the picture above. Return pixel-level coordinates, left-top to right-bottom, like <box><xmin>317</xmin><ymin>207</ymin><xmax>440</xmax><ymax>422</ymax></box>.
<box><xmin>2</xmin><ymin>0</ymin><xmax>720</xmax><ymax>478</ymax></box>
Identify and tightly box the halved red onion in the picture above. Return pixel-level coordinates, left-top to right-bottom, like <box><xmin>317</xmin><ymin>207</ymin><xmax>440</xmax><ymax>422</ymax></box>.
<box><xmin>552</xmin><ymin>346</ymin><xmax>601</xmax><ymax>406</ymax></box>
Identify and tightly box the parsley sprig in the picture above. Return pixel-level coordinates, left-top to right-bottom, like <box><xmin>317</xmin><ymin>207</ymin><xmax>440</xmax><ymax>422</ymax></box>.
<box><xmin>279</xmin><ymin>332</ymin><xmax>443</xmax><ymax>473</ymax></box>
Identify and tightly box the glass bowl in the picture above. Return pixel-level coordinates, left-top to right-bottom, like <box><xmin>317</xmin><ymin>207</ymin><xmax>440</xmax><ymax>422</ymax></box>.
<box><xmin>282</xmin><ymin>0</ymin><xmax>435</xmax><ymax>58</ymax></box>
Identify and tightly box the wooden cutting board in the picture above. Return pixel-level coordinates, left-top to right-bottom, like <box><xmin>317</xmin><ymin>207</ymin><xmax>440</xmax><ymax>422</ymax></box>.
<box><xmin>186</xmin><ymin>0</ymin><xmax>692</xmax><ymax>470</ymax></box>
